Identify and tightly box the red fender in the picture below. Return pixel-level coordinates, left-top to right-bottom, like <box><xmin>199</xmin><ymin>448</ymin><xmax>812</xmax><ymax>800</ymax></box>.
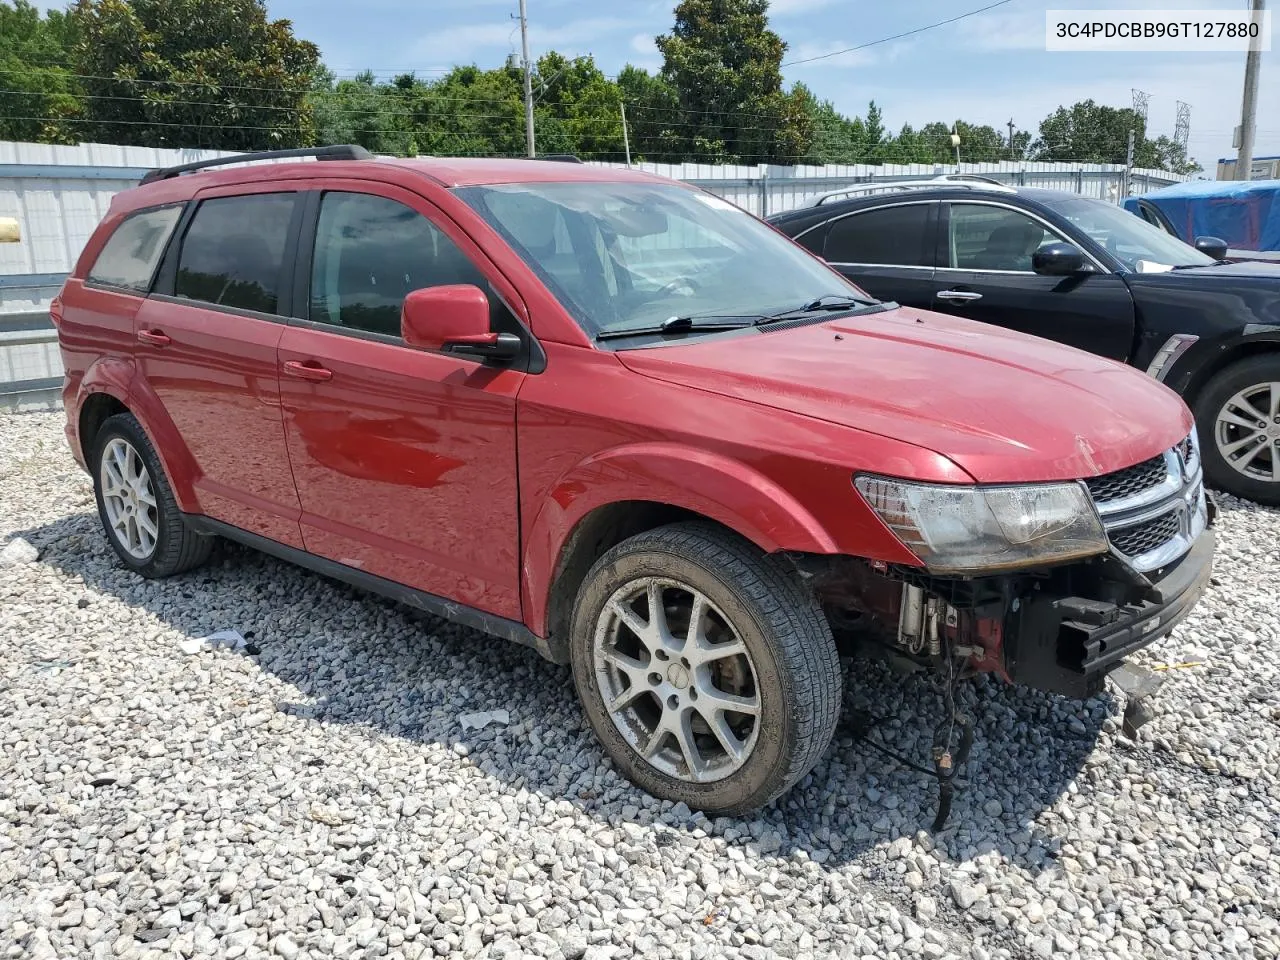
<box><xmin>521</xmin><ymin>442</ymin><xmax>868</xmax><ymax>639</ymax></box>
<box><xmin>73</xmin><ymin>357</ymin><xmax>202</xmax><ymax>513</ymax></box>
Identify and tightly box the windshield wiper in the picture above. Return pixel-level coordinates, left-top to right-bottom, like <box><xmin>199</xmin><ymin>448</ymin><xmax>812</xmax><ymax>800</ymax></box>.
<box><xmin>801</xmin><ymin>294</ymin><xmax>875</xmax><ymax>311</ymax></box>
<box><xmin>595</xmin><ymin>314</ymin><xmax>758</xmax><ymax>341</ymax></box>
<box><xmin>753</xmin><ymin>296</ymin><xmax>880</xmax><ymax>326</ymax></box>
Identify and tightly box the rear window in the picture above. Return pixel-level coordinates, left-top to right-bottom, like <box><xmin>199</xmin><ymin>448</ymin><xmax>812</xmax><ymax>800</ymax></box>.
<box><xmin>87</xmin><ymin>205</ymin><xmax>183</xmax><ymax>291</ymax></box>
<box><xmin>174</xmin><ymin>194</ymin><xmax>296</xmax><ymax>314</ymax></box>
<box><xmin>824</xmin><ymin>204</ymin><xmax>932</xmax><ymax>266</ymax></box>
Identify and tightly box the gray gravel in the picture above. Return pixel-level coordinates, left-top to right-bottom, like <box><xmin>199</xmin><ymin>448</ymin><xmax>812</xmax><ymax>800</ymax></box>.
<box><xmin>2</xmin><ymin>409</ymin><xmax>1279</xmax><ymax>960</ymax></box>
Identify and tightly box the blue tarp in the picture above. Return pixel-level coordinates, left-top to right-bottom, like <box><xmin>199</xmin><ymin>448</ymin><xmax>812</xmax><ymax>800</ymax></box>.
<box><xmin>1123</xmin><ymin>179</ymin><xmax>1280</xmax><ymax>252</ymax></box>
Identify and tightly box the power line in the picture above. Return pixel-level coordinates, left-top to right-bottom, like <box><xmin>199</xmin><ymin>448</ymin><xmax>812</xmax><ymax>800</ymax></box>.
<box><xmin>781</xmin><ymin>0</ymin><xmax>1018</xmax><ymax>67</ymax></box>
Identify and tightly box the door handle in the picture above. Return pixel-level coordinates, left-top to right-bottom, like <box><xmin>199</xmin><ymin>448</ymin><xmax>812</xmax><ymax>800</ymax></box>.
<box><xmin>282</xmin><ymin>359</ymin><xmax>334</xmax><ymax>382</ymax></box>
<box><xmin>136</xmin><ymin>328</ymin><xmax>171</xmax><ymax>346</ymax></box>
<box><xmin>936</xmin><ymin>289</ymin><xmax>984</xmax><ymax>304</ymax></box>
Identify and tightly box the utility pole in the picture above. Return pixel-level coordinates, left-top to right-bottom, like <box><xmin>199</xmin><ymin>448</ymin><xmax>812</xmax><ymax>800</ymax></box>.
<box><xmin>518</xmin><ymin>0</ymin><xmax>535</xmax><ymax>157</ymax></box>
<box><xmin>620</xmin><ymin>101</ymin><xmax>631</xmax><ymax>166</ymax></box>
<box><xmin>1006</xmin><ymin>118</ymin><xmax>1015</xmax><ymax>159</ymax></box>
<box><xmin>1236</xmin><ymin>0</ymin><xmax>1265</xmax><ymax>180</ymax></box>
<box><xmin>1124</xmin><ymin>128</ymin><xmax>1135</xmax><ymax>199</ymax></box>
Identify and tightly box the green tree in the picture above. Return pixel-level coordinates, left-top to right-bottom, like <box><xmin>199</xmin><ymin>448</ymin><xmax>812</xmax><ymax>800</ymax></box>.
<box><xmin>309</xmin><ymin>70</ymin><xmax>414</xmax><ymax>155</ymax></box>
<box><xmin>655</xmin><ymin>0</ymin><xmax>810</xmax><ymax>163</ymax></box>
<box><xmin>0</xmin><ymin>1</ymin><xmax>82</xmax><ymax>143</ymax></box>
<box><xmin>616</xmin><ymin>65</ymin><xmax>684</xmax><ymax>162</ymax></box>
<box><xmin>1033</xmin><ymin>99</ymin><xmax>1201</xmax><ymax>174</ymax></box>
<box><xmin>1141</xmin><ymin>134</ymin><xmax>1202</xmax><ymax>176</ymax></box>
<box><xmin>532</xmin><ymin>54</ymin><xmax>625</xmax><ymax>161</ymax></box>
<box><xmin>70</xmin><ymin>0</ymin><xmax>321</xmax><ymax>150</ymax></box>
<box><xmin>402</xmin><ymin>63</ymin><xmax>525</xmax><ymax>157</ymax></box>
<box><xmin>1033</xmin><ymin>99</ymin><xmax>1143</xmax><ymax>164</ymax></box>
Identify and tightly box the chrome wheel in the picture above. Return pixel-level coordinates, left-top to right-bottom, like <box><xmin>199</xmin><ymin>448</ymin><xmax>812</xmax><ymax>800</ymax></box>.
<box><xmin>592</xmin><ymin>577</ymin><xmax>760</xmax><ymax>783</ymax></box>
<box><xmin>99</xmin><ymin>437</ymin><xmax>159</xmax><ymax>560</ymax></box>
<box><xmin>1215</xmin><ymin>381</ymin><xmax>1280</xmax><ymax>482</ymax></box>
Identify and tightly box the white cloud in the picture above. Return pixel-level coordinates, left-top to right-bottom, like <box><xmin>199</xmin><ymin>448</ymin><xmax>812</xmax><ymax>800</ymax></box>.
<box><xmin>411</xmin><ymin>17</ymin><xmax>643</xmax><ymax>62</ymax></box>
<box><xmin>630</xmin><ymin>31</ymin><xmax>656</xmax><ymax>55</ymax></box>
<box><xmin>768</xmin><ymin>0</ymin><xmax>839</xmax><ymax>17</ymax></box>
<box><xmin>784</xmin><ymin>37</ymin><xmax>916</xmax><ymax>70</ymax></box>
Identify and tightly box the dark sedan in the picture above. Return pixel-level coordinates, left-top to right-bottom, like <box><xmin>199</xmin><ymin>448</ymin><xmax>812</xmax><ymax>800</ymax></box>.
<box><xmin>768</xmin><ymin>182</ymin><xmax>1280</xmax><ymax>505</ymax></box>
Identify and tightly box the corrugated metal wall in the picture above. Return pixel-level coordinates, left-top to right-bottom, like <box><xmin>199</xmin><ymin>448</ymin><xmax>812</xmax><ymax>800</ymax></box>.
<box><xmin>0</xmin><ymin>140</ymin><xmax>1190</xmax><ymax>407</ymax></box>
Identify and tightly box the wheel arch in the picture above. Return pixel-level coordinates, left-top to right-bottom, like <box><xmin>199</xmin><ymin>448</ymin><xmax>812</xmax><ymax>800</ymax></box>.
<box><xmin>76</xmin><ymin>359</ymin><xmax>201</xmax><ymax>513</ymax></box>
<box><xmin>1180</xmin><ymin>333</ymin><xmax>1280</xmax><ymax>413</ymax></box>
<box><xmin>522</xmin><ymin>443</ymin><xmax>843</xmax><ymax>662</ymax></box>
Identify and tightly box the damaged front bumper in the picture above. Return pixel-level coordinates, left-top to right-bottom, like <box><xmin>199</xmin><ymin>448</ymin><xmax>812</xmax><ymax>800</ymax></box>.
<box><xmin>805</xmin><ymin>499</ymin><xmax>1217</xmax><ymax>701</ymax></box>
<box><xmin>1006</xmin><ymin>527</ymin><xmax>1215</xmax><ymax>698</ymax></box>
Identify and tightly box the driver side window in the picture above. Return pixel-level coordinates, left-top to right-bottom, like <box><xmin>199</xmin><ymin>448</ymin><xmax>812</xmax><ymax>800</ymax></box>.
<box><xmin>309</xmin><ymin>192</ymin><xmax>490</xmax><ymax>338</ymax></box>
<box><xmin>949</xmin><ymin>204</ymin><xmax>1062</xmax><ymax>272</ymax></box>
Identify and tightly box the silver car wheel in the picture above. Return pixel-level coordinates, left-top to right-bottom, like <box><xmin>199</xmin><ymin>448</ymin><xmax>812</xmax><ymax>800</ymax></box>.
<box><xmin>100</xmin><ymin>437</ymin><xmax>159</xmax><ymax>560</ymax></box>
<box><xmin>592</xmin><ymin>577</ymin><xmax>761</xmax><ymax>783</ymax></box>
<box><xmin>1215</xmin><ymin>381</ymin><xmax>1280</xmax><ymax>482</ymax></box>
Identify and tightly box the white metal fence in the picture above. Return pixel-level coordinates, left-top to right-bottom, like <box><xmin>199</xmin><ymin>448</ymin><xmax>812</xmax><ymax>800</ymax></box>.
<box><xmin>0</xmin><ymin>139</ymin><xmax>1190</xmax><ymax>407</ymax></box>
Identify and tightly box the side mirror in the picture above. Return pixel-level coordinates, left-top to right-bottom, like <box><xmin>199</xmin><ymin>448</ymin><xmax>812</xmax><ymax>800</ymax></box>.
<box><xmin>1194</xmin><ymin>236</ymin><xmax>1228</xmax><ymax>261</ymax></box>
<box><xmin>400</xmin><ymin>285</ymin><xmax>519</xmax><ymax>362</ymax></box>
<box><xmin>1032</xmin><ymin>242</ymin><xmax>1086</xmax><ymax>276</ymax></box>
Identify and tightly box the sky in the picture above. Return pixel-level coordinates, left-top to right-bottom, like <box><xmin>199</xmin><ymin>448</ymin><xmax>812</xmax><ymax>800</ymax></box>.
<box><xmin>263</xmin><ymin>0</ymin><xmax>1278</xmax><ymax>172</ymax></box>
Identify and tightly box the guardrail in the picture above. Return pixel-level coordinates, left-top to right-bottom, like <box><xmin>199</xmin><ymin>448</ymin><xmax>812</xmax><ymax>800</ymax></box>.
<box><xmin>1</xmin><ymin>273</ymin><xmax>65</xmax><ymax>409</ymax></box>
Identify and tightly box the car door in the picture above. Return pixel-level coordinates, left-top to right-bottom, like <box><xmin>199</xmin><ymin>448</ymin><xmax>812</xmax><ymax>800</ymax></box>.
<box><xmin>1134</xmin><ymin>198</ymin><xmax>1179</xmax><ymax>238</ymax></box>
<box><xmin>135</xmin><ymin>184</ymin><xmax>306</xmax><ymax>547</ymax></box>
<box><xmin>815</xmin><ymin>201</ymin><xmax>938</xmax><ymax>309</ymax></box>
<box><xmin>932</xmin><ymin>201</ymin><xmax>1136</xmax><ymax>361</ymax></box>
<box><xmin>276</xmin><ymin>182</ymin><xmax>527</xmax><ymax>621</ymax></box>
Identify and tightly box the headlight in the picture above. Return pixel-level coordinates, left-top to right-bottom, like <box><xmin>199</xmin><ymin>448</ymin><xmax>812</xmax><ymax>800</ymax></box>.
<box><xmin>854</xmin><ymin>475</ymin><xmax>1108</xmax><ymax>574</ymax></box>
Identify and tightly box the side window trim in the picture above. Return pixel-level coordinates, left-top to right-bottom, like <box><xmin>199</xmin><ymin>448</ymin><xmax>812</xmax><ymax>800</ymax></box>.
<box><xmin>290</xmin><ymin>186</ymin><xmax>546</xmax><ymax>373</ymax></box>
<box><xmin>939</xmin><ymin>200</ymin><xmax>1108</xmax><ymax>275</ymax></box>
<box><xmin>817</xmin><ymin>200</ymin><xmax>938</xmax><ymax>268</ymax></box>
<box><xmin>85</xmin><ymin>202</ymin><xmax>187</xmax><ymax>295</ymax></box>
<box><xmin>151</xmin><ymin>191</ymin><xmax>304</xmax><ymax>320</ymax></box>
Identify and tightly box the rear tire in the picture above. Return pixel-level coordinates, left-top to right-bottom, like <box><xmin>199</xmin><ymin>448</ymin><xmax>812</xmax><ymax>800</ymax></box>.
<box><xmin>91</xmin><ymin>413</ymin><xmax>213</xmax><ymax>577</ymax></box>
<box><xmin>569</xmin><ymin>522</ymin><xmax>842</xmax><ymax>815</ymax></box>
<box><xmin>1194</xmin><ymin>356</ymin><xmax>1280</xmax><ymax>506</ymax></box>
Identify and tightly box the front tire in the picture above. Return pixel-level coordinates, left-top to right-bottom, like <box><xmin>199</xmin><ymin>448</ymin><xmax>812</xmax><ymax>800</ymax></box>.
<box><xmin>569</xmin><ymin>522</ymin><xmax>842</xmax><ymax>815</ymax></box>
<box><xmin>91</xmin><ymin>413</ymin><xmax>213</xmax><ymax>577</ymax></box>
<box><xmin>1194</xmin><ymin>356</ymin><xmax>1280</xmax><ymax>506</ymax></box>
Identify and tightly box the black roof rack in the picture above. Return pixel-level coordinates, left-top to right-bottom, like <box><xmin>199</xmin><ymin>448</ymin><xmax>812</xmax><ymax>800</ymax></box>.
<box><xmin>140</xmin><ymin>144</ymin><xmax>373</xmax><ymax>185</ymax></box>
<box><xmin>534</xmin><ymin>154</ymin><xmax>583</xmax><ymax>163</ymax></box>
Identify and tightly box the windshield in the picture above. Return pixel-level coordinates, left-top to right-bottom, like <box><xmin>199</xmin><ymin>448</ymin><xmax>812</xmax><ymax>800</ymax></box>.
<box><xmin>1047</xmin><ymin>196</ymin><xmax>1215</xmax><ymax>271</ymax></box>
<box><xmin>456</xmin><ymin>181</ymin><xmax>869</xmax><ymax>335</ymax></box>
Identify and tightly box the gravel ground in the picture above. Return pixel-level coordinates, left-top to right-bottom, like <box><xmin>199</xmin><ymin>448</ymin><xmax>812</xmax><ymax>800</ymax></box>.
<box><xmin>2</xmin><ymin>409</ymin><xmax>1279</xmax><ymax>960</ymax></box>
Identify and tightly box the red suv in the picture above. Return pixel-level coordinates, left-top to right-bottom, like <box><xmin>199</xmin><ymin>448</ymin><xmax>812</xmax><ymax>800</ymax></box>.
<box><xmin>54</xmin><ymin>146</ymin><xmax>1214</xmax><ymax>819</ymax></box>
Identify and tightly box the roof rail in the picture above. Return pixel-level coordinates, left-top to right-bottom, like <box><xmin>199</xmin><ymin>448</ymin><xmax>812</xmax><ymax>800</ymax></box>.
<box><xmin>534</xmin><ymin>154</ymin><xmax>584</xmax><ymax>163</ymax></box>
<box><xmin>810</xmin><ymin>174</ymin><xmax>1015</xmax><ymax>206</ymax></box>
<box><xmin>140</xmin><ymin>144</ymin><xmax>374</xmax><ymax>185</ymax></box>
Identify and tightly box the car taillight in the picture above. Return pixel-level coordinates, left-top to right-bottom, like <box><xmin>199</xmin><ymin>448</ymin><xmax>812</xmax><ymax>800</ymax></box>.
<box><xmin>49</xmin><ymin>295</ymin><xmax>64</xmax><ymax>328</ymax></box>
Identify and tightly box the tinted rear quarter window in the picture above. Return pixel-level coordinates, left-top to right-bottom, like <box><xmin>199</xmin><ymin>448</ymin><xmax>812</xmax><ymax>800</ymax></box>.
<box><xmin>87</xmin><ymin>205</ymin><xmax>183</xmax><ymax>291</ymax></box>
<box><xmin>174</xmin><ymin>194</ymin><xmax>295</xmax><ymax>314</ymax></box>
<box><xmin>824</xmin><ymin>204</ymin><xmax>932</xmax><ymax>266</ymax></box>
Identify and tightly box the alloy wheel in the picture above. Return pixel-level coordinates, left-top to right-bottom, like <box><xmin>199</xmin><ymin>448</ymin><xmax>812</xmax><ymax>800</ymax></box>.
<box><xmin>592</xmin><ymin>577</ymin><xmax>761</xmax><ymax>783</ymax></box>
<box><xmin>99</xmin><ymin>437</ymin><xmax>159</xmax><ymax>560</ymax></box>
<box><xmin>1214</xmin><ymin>381</ymin><xmax>1280</xmax><ymax>483</ymax></box>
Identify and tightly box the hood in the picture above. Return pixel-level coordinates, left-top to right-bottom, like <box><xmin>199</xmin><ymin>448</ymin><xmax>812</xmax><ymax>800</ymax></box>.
<box><xmin>615</xmin><ymin>306</ymin><xmax>1193</xmax><ymax>484</ymax></box>
<box><xmin>1151</xmin><ymin>260</ymin><xmax>1280</xmax><ymax>279</ymax></box>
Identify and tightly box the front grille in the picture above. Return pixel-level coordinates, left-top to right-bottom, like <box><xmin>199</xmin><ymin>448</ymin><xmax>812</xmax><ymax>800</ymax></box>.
<box><xmin>1084</xmin><ymin>432</ymin><xmax>1204</xmax><ymax>573</ymax></box>
<box><xmin>1084</xmin><ymin>454</ymin><xmax>1167</xmax><ymax>505</ymax></box>
<box><xmin>1108</xmin><ymin>511</ymin><xmax>1182</xmax><ymax>558</ymax></box>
